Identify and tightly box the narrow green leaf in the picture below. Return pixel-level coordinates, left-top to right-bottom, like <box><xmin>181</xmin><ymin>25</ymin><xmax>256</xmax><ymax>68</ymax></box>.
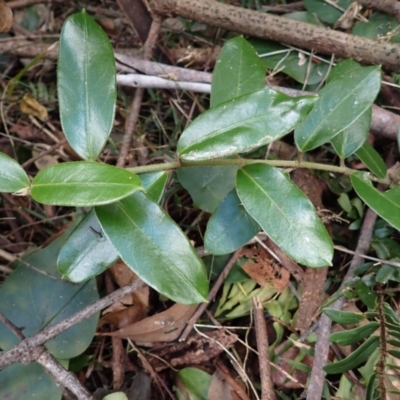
<box><xmin>178</xmin><ymin>89</ymin><xmax>316</xmax><ymax>161</ymax></box>
<box><xmin>323</xmin><ymin>335</ymin><xmax>380</xmax><ymax>374</ymax></box>
<box><xmin>31</xmin><ymin>162</ymin><xmax>142</xmax><ymax>206</ymax></box>
<box><xmin>351</xmin><ymin>172</ymin><xmax>400</xmax><ymax>230</ymax></box>
<box><xmin>236</xmin><ymin>164</ymin><xmax>333</xmax><ymax>267</ymax></box>
<box><xmin>177</xmin><ymin>166</ymin><xmax>237</xmax><ymax>213</ymax></box>
<box><xmin>329</xmin><ymin>322</ymin><xmax>379</xmax><ymax>346</ymax></box>
<box><xmin>365</xmin><ymin>373</ymin><xmax>379</xmax><ymax>400</ymax></box>
<box><xmin>323</xmin><ymin>308</ymin><xmax>366</xmax><ymax>324</ymax></box>
<box><xmin>95</xmin><ymin>192</ymin><xmax>209</xmax><ymax>304</ymax></box>
<box><xmin>204</xmin><ymin>190</ymin><xmax>260</xmax><ymax>255</ymax></box>
<box><xmin>388</xmin><ymin>349</ymin><xmax>400</xmax><ymax>359</ymax></box>
<box><xmin>58</xmin><ymin>210</ymin><xmax>119</xmax><ymax>282</ymax></box>
<box><xmin>0</xmin><ymin>151</ymin><xmax>30</xmax><ymax>192</ymax></box>
<box><xmin>355</xmin><ymin>141</ymin><xmax>387</xmax><ymax>178</ymax></box>
<box><xmin>295</xmin><ymin>64</ymin><xmax>381</xmax><ymax>151</ymax></box>
<box><xmin>58</xmin><ymin>10</ymin><xmax>116</xmax><ymax>160</ymax></box>
<box><xmin>331</xmin><ymin>108</ymin><xmax>371</xmax><ymax>158</ymax></box>
<box><xmin>211</xmin><ymin>36</ymin><xmax>265</xmax><ymax>107</ymax></box>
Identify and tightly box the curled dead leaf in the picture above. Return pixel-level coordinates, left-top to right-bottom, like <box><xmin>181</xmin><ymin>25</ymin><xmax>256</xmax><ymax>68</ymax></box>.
<box><xmin>20</xmin><ymin>94</ymin><xmax>48</xmax><ymax>120</ymax></box>
<box><xmin>0</xmin><ymin>0</ymin><xmax>13</xmax><ymax>33</ymax></box>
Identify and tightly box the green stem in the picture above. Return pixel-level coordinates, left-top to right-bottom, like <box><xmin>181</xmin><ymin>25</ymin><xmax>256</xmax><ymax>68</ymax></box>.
<box><xmin>127</xmin><ymin>158</ymin><xmax>391</xmax><ymax>185</ymax></box>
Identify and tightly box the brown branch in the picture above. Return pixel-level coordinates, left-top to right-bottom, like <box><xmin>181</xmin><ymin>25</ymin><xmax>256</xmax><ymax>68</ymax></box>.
<box><xmin>148</xmin><ymin>0</ymin><xmax>400</xmax><ymax>72</ymax></box>
<box><xmin>357</xmin><ymin>0</ymin><xmax>400</xmax><ymax>24</ymax></box>
<box><xmin>253</xmin><ymin>297</ymin><xmax>276</xmax><ymax>400</ymax></box>
<box><xmin>0</xmin><ymin>279</ymin><xmax>145</xmax><ymax>370</ymax></box>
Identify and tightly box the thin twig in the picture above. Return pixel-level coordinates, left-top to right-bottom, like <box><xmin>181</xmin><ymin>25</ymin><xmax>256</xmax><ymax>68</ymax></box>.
<box><xmin>179</xmin><ymin>249</ymin><xmax>241</xmax><ymax>341</ymax></box>
<box><xmin>22</xmin><ymin>138</ymin><xmax>67</xmax><ymax>169</ymax></box>
<box><xmin>252</xmin><ymin>297</ymin><xmax>276</xmax><ymax>400</ymax></box>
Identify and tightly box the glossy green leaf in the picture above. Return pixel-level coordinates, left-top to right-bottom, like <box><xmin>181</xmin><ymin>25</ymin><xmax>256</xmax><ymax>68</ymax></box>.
<box><xmin>323</xmin><ymin>308</ymin><xmax>366</xmax><ymax>324</ymax></box>
<box><xmin>353</xmin><ymin>12</ymin><xmax>400</xmax><ymax>43</ymax></box>
<box><xmin>176</xmin><ymin>368</ymin><xmax>211</xmax><ymax>400</ymax></box>
<box><xmin>138</xmin><ymin>171</ymin><xmax>169</xmax><ymax>203</ymax></box>
<box><xmin>0</xmin><ymin>231</ymin><xmax>99</xmax><ymax>358</ymax></box>
<box><xmin>365</xmin><ymin>373</ymin><xmax>379</xmax><ymax>400</ymax></box>
<box><xmin>253</xmin><ymin>39</ymin><xmax>328</xmax><ymax>85</ymax></box>
<box><xmin>323</xmin><ymin>335</ymin><xmax>380</xmax><ymax>374</ymax></box>
<box><xmin>0</xmin><ymin>151</ymin><xmax>30</xmax><ymax>192</ymax></box>
<box><xmin>295</xmin><ymin>64</ymin><xmax>381</xmax><ymax>152</ymax></box>
<box><xmin>351</xmin><ymin>172</ymin><xmax>400</xmax><ymax>230</ymax></box>
<box><xmin>329</xmin><ymin>322</ymin><xmax>379</xmax><ymax>346</ymax></box>
<box><xmin>236</xmin><ymin>164</ymin><xmax>333</xmax><ymax>267</ymax></box>
<box><xmin>95</xmin><ymin>191</ymin><xmax>208</xmax><ymax>304</ymax></box>
<box><xmin>0</xmin><ymin>363</ymin><xmax>61</xmax><ymax>400</ymax></box>
<box><xmin>211</xmin><ymin>36</ymin><xmax>265</xmax><ymax>107</ymax></box>
<box><xmin>204</xmin><ymin>189</ymin><xmax>260</xmax><ymax>255</ymax></box>
<box><xmin>31</xmin><ymin>162</ymin><xmax>142</xmax><ymax>206</ymax></box>
<box><xmin>388</xmin><ymin>349</ymin><xmax>400</xmax><ymax>359</ymax></box>
<box><xmin>58</xmin><ymin>10</ymin><xmax>116</xmax><ymax>160</ymax></box>
<box><xmin>304</xmin><ymin>0</ymin><xmax>353</xmax><ymax>24</ymax></box>
<box><xmin>331</xmin><ymin>108</ymin><xmax>371</xmax><ymax>158</ymax></box>
<box><xmin>355</xmin><ymin>279</ymin><xmax>377</xmax><ymax>309</ymax></box>
<box><xmin>177</xmin><ymin>166</ymin><xmax>237</xmax><ymax>213</ymax></box>
<box><xmin>178</xmin><ymin>89</ymin><xmax>316</xmax><ymax>161</ymax></box>
<box><xmin>355</xmin><ymin>142</ymin><xmax>387</xmax><ymax>178</ymax></box>
<box><xmin>284</xmin><ymin>11</ymin><xmax>324</xmax><ymax>26</ymax></box>
<box><xmin>58</xmin><ymin>210</ymin><xmax>119</xmax><ymax>282</ymax></box>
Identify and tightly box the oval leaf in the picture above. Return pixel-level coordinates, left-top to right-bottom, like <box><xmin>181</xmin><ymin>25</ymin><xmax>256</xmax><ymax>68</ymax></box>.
<box><xmin>58</xmin><ymin>209</ymin><xmax>119</xmax><ymax>282</ymax></box>
<box><xmin>177</xmin><ymin>166</ymin><xmax>237</xmax><ymax>213</ymax></box>
<box><xmin>323</xmin><ymin>308</ymin><xmax>366</xmax><ymax>324</ymax></box>
<box><xmin>295</xmin><ymin>64</ymin><xmax>381</xmax><ymax>152</ymax></box>
<box><xmin>58</xmin><ymin>10</ymin><xmax>116</xmax><ymax>160</ymax></box>
<box><xmin>95</xmin><ymin>191</ymin><xmax>209</xmax><ymax>304</ymax></box>
<box><xmin>329</xmin><ymin>321</ymin><xmax>379</xmax><ymax>346</ymax></box>
<box><xmin>138</xmin><ymin>171</ymin><xmax>169</xmax><ymax>203</ymax></box>
<box><xmin>211</xmin><ymin>36</ymin><xmax>265</xmax><ymax>107</ymax></box>
<box><xmin>204</xmin><ymin>189</ymin><xmax>260</xmax><ymax>255</ymax></box>
<box><xmin>0</xmin><ymin>151</ymin><xmax>30</xmax><ymax>192</ymax></box>
<box><xmin>323</xmin><ymin>335</ymin><xmax>380</xmax><ymax>374</ymax></box>
<box><xmin>236</xmin><ymin>164</ymin><xmax>333</xmax><ymax>267</ymax></box>
<box><xmin>31</xmin><ymin>162</ymin><xmax>142</xmax><ymax>206</ymax></box>
<box><xmin>351</xmin><ymin>172</ymin><xmax>400</xmax><ymax>230</ymax></box>
<box><xmin>355</xmin><ymin>141</ymin><xmax>387</xmax><ymax>178</ymax></box>
<box><xmin>178</xmin><ymin>89</ymin><xmax>316</xmax><ymax>161</ymax></box>
<box><xmin>331</xmin><ymin>108</ymin><xmax>371</xmax><ymax>158</ymax></box>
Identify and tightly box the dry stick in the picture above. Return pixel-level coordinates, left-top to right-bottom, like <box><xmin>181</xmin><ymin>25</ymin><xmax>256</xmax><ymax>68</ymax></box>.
<box><xmin>179</xmin><ymin>249</ymin><xmax>241</xmax><ymax>341</ymax></box>
<box><xmin>0</xmin><ymin>279</ymin><xmax>146</xmax><ymax>370</ymax></box>
<box><xmin>22</xmin><ymin>138</ymin><xmax>67</xmax><ymax>169</ymax></box>
<box><xmin>0</xmin><ymin>312</ymin><xmax>93</xmax><ymax>400</ymax></box>
<box><xmin>116</xmin><ymin>16</ymin><xmax>162</xmax><ymax>167</ymax></box>
<box><xmin>306</xmin><ymin>208</ymin><xmax>378</xmax><ymax>400</ymax></box>
<box><xmin>148</xmin><ymin>0</ymin><xmax>400</xmax><ymax>73</ymax></box>
<box><xmin>357</xmin><ymin>0</ymin><xmax>400</xmax><ymax>24</ymax></box>
<box><xmin>252</xmin><ymin>297</ymin><xmax>276</xmax><ymax>400</ymax></box>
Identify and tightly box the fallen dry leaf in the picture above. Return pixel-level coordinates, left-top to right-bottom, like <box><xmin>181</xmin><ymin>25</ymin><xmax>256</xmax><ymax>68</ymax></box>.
<box><xmin>20</xmin><ymin>94</ymin><xmax>48</xmax><ymax>120</ymax></box>
<box><xmin>0</xmin><ymin>0</ymin><xmax>12</xmax><ymax>33</ymax></box>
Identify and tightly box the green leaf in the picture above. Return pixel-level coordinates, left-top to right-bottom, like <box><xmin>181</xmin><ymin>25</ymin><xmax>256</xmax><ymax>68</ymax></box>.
<box><xmin>355</xmin><ymin>279</ymin><xmax>377</xmax><ymax>309</ymax></box>
<box><xmin>138</xmin><ymin>171</ymin><xmax>169</xmax><ymax>203</ymax></box>
<box><xmin>329</xmin><ymin>322</ymin><xmax>379</xmax><ymax>346</ymax></box>
<box><xmin>95</xmin><ymin>191</ymin><xmax>208</xmax><ymax>304</ymax></box>
<box><xmin>253</xmin><ymin>39</ymin><xmax>328</xmax><ymax>85</ymax></box>
<box><xmin>58</xmin><ymin>10</ymin><xmax>116</xmax><ymax>160</ymax></box>
<box><xmin>365</xmin><ymin>373</ymin><xmax>379</xmax><ymax>400</ymax></box>
<box><xmin>0</xmin><ymin>151</ymin><xmax>30</xmax><ymax>192</ymax></box>
<box><xmin>284</xmin><ymin>11</ymin><xmax>324</xmax><ymax>26</ymax></box>
<box><xmin>0</xmin><ymin>363</ymin><xmax>62</xmax><ymax>400</ymax></box>
<box><xmin>211</xmin><ymin>36</ymin><xmax>265</xmax><ymax>107</ymax></box>
<box><xmin>353</xmin><ymin>12</ymin><xmax>400</xmax><ymax>43</ymax></box>
<box><xmin>58</xmin><ymin>210</ymin><xmax>119</xmax><ymax>282</ymax></box>
<box><xmin>355</xmin><ymin>142</ymin><xmax>387</xmax><ymax>178</ymax></box>
<box><xmin>304</xmin><ymin>0</ymin><xmax>353</xmax><ymax>24</ymax></box>
<box><xmin>31</xmin><ymin>162</ymin><xmax>142</xmax><ymax>206</ymax></box>
<box><xmin>176</xmin><ymin>368</ymin><xmax>212</xmax><ymax>400</ymax></box>
<box><xmin>295</xmin><ymin>64</ymin><xmax>381</xmax><ymax>151</ymax></box>
<box><xmin>178</xmin><ymin>89</ymin><xmax>316</xmax><ymax>161</ymax></box>
<box><xmin>204</xmin><ymin>189</ymin><xmax>260</xmax><ymax>255</ymax></box>
<box><xmin>331</xmin><ymin>108</ymin><xmax>371</xmax><ymax>158</ymax></box>
<box><xmin>323</xmin><ymin>335</ymin><xmax>380</xmax><ymax>374</ymax></box>
<box><xmin>177</xmin><ymin>166</ymin><xmax>237</xmax><ymax>213</ymax></box>
<box><xmin>351</xmin><ymin>172</ymin><xmax>400</xmax><ymax>230</ymax></box>
<box><xmin>236</xmin><ymin>164</ymin><xmax>333</xmax><ymax>267</ymax></box>
<box><xmin>0</xmin><ymin>231</ymin><xmax>99</xmax><ymax>358</ymax></box>
<box><xmin>323</xmin><ymin>308</ymin><xmax>366</xmax><ymax>324</ymax></box>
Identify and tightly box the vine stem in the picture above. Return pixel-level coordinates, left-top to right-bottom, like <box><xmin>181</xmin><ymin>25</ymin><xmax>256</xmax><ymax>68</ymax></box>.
<box><xmin>127</xmin><ymin>158</ymin><xmax>391</xmax><ymax>185</ymax></box>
